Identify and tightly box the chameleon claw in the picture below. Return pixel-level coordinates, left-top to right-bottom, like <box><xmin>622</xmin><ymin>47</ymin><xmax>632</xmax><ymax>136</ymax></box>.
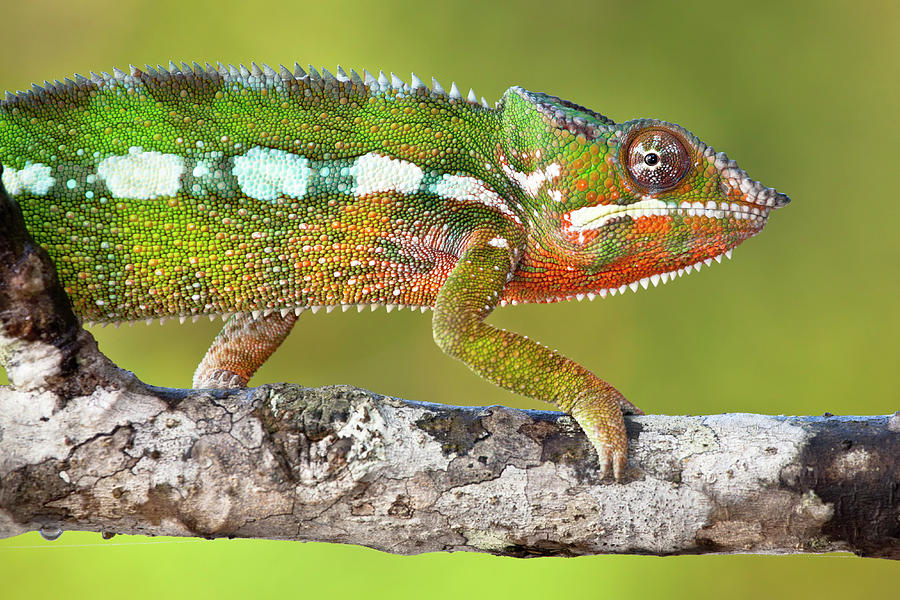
<box><xmin>612</xmin><ymin>449</ymin><xmax>626</xmax><ymax>481</ymax></box>
<box><xmin>593</xmin><ymin>441</ymin><xmax>627</xmax><ymax>482</ymax></box>
<box><xmin>597</xmin><ymin>449</ymin><xmax>612</xmax><ymax>480</ymax></box>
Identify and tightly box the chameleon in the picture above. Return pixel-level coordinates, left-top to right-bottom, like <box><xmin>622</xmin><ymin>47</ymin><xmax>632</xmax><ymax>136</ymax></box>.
<box><xmin>0</xmin><ymin>62</ymin><xmax>788</xmax><ymax>480</ymax></box>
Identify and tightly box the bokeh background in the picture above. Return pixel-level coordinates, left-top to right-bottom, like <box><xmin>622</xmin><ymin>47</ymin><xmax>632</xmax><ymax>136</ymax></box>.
<box><xmin>1</xmin><ymin>0</ymin><xmax>897</xmax><ymax>597</ymax></box>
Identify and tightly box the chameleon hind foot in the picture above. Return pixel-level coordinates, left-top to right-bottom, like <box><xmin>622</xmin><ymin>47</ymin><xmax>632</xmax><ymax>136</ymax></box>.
<box><xmin>193</xmin><ymin>368</ymin><xmax>248</xmax><ymax>389</ymax></box>
<box><xmin>192</xmin><ymin>311</ymin><xmax>298</xmax><ymax>389</ymax></box>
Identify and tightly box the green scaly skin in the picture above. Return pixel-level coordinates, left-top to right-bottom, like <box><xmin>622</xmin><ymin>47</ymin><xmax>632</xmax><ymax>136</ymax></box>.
<box><xmin>0</xmin><ymin>62</ymin><xmax>789</xmax><ymax>480</ymax></box>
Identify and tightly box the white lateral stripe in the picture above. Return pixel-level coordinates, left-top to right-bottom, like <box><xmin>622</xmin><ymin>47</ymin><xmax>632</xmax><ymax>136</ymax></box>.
<box><xmin>1</xmin><ymin>162</ymin><xmax>55</xmax><ymax>196</ymax></box>
<box><xmin>501</xmin><ymin>161</ymin><xmax>561</xmax><ymax>198</ymax></box>
<box><xmin>433</xmin><ymin>174</ymin><xmax>516</xmax><ymax>218</ymax></box>
<box><xmin>350</xmin><ymin>152</ymin><xmax>422</xmax><ymax>196</ymax></box>
<box><xmin>232</xmin><ymin>146</ymin><xmax>310</xmax><ymax>201</ymax></box>
<box><xmin>192</xmin><ymin>160</ymin><xmax>212</xmax><ymax>178</ymax></box>
<box><xmin>98</xmin><ymin>147</ymin><xmax>184</xmax><ymax>199</ymax></box>
<box><xmin>568</xmin><ymin>198</ymin><xmax>669</xmax><ymax>231</ymax></box>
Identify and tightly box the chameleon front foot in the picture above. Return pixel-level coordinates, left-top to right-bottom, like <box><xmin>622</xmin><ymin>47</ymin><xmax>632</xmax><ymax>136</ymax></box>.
<box><xmin>572</xmin><ymin>410</ymin><xmax>628</xmax><ymax>481</ymax></box>
<box><xmin>568</xmin><ymin>388</ymin><xmax>631</xmax><ymax>481</ymax></box>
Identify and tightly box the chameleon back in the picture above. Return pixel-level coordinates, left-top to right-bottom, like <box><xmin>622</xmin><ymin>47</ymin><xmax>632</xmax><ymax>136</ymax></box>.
<box><xmin>0</xmin><ymin>64</ymin><xmax>509</xmax><ymax>322</ymax></box>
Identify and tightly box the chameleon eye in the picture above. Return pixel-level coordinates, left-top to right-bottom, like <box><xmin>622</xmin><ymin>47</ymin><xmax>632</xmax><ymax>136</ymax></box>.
<box><xmin>624</xmin><ymin>128</ymin><xmax>691</xmax><ymax>193</ymax></box>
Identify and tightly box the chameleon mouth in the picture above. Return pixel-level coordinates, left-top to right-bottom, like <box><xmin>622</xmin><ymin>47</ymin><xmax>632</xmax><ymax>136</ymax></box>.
<box><xmin>566</xmin><ymin>199</ymin><xmax>772</xmax><ymax>232</ymax></box>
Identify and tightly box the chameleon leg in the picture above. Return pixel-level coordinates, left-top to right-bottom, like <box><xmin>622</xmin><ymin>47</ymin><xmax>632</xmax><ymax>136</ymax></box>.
<box><xmin>192</xmin><ymin>311</ymin><xmax>299</xmax><ymax>389</ymax></box>
<box><xmin>433</xmin><ymin>232</ymin><xmax>632</xmax><ymax>480</ymax></box>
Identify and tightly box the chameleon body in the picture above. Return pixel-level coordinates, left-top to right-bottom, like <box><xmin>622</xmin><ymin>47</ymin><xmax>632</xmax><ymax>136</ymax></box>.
<box><xmin>0</xmin><ymin>62</ymin><xmax>789</xmax><ymax>479</ymax></box>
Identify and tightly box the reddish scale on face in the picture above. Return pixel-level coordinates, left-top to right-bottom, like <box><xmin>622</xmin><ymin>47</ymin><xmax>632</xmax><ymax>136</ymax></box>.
<box><xmin>558</xmin><ymin>213</ymin><xmax>600</xmax><ymax>247</ymax></box>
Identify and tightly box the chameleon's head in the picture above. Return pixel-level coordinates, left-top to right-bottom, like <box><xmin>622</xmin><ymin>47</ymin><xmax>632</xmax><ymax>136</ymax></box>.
<box><xmin>565</xmin><ymin>118</ymin><xmax>790</xmax><ymax>251</ymax></box>
<box><xmin>499</xmin><ymin>88</ymin><xmax>790</xmax><ymax>293</ymax></box>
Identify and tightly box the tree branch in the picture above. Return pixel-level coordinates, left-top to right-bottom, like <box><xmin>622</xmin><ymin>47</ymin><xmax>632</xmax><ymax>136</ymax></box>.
<box><xmin>1</xmin><ymin>181</ymin><xmax>898</xmax><ymax>559</ymax></box>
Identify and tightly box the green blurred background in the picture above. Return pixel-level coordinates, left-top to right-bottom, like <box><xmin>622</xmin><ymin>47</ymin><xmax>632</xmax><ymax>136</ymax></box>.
<box><xmin>1</xmin><ymin>0</ymin><xmax>897</xmax><ymax>597</ymax></box>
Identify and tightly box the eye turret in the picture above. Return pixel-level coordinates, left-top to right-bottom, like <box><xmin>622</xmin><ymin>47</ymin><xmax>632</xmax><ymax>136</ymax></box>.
<box><xmin>622</xmin><ymin>127</ymin><xmax>691</xmax><ymax>194</ymax></box>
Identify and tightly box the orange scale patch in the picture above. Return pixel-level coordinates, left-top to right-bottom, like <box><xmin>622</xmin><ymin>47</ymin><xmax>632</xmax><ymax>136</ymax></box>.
<box><xmin>632</xmin><ymin>215</ymin><xmax>673</xmax><ymax>235</ymax></box>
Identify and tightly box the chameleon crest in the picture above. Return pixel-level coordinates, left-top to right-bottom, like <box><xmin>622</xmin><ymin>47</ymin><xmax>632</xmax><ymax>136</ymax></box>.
<box><xmin>0</xmin><ymin>62</ymin><xmax>789</xmax><ymax>479</ymax></box>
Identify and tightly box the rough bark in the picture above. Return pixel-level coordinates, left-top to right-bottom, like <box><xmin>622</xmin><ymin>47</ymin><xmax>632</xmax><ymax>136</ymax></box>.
<box><xmin>1</xmin><ymin>181</ymin><xmax>898</xmax><ymax>559</ymax></box>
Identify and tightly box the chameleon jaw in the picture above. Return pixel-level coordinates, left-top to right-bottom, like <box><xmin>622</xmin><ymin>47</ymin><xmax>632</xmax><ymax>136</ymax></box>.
<box><xmin>498</xmin><ymin>248</ymin><xmax>736</xmax><ymax>307</ymax></box>
<box><xmin>565</xmin><ymin>199</ymin><xmax>772</xmax><ymax>233</ymax></box>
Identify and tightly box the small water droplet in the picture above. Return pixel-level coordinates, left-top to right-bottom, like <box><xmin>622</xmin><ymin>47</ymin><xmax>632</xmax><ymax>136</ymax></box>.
<box><xmin>39</xmin><ymin>526</ymin><xmax>63</xmax><ymax>541</ymax></box>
